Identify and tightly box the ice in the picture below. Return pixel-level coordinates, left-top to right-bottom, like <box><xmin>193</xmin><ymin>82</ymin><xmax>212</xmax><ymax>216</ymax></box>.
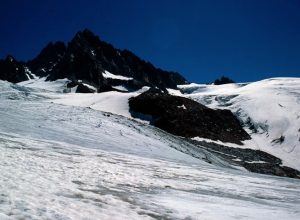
<box><xmin>82</xmin><ymin>83</ymin><xmax>97</xmax><ymax>92</ymax></box>
<box><xmin>179</xmin><ymin>78</ymin><xmax>300</xmax><ymax>170</ymax></box>
<box><xmin>177</xmin><ymin>104</ymin><xmax>187</xmax><ymax>110</ymax></box>
<box><xmin>90</xmin><ymin>49</ymin><xmax>96</xmax><ymax>57</ymax></box>
<box><xmin>16</xmin><ymin>76</ymin><xmax>300</xmax><ymax>170</ymax></box>
<box><xmin>1</xmin><ymin>79</ymin><xmax>300</xmax><ymax>219</ymax></box>
<box><xmin>50</xmin><ymin>86</ymin><xmax>149</xmax><ymax>118</ymax></box>
<box><xmin>18</xmin><ymin>77</ymin><xmax>70</xmax><ymax>93</ymax></box>
<box><xmin>112</xmin><ymin>85</ymin><xmax>129</xmax><ymax>92</ymax></box>
<box><xmin>0</xmin><ymin>132</ymin><xmax>299</xmax><ymax>219</ymax></box>
<box><xmin>102</xmin><ymin>70</ymin><xmax>133</xmax><ymax>81</ymax></box>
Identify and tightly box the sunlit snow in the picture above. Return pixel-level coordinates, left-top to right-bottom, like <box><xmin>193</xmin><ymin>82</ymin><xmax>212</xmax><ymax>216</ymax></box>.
<box><xmin>178</xmin><ymin>78</ymin><xmax>300</xmax><ymax>170</ymax></box>
<box><xmin>102</xmin><ymin>70</ymin><xmax>133</xmax><ymax>81</ymax></box>
<box><xmin>0</xmin><ymin>78</ymin><xmax>299</xmax><ymax>219</ymax></box>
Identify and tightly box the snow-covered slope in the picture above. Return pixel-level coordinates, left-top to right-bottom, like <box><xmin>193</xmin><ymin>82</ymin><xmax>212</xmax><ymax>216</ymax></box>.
<box><xmin>18</xmin><ymin>76</ymin><xmax>70</xmax><ymax>93</ymax></box>
<box><xmin>50</xmin><ymin>87</ymin><xmax>149</xmax><ymax>119</ymax></box>
<box><xmin>29</xmin><ymin>77</ymin><xmax>300</xmax><ymax>170</ymax></box>
<box><xmin>1</xmin><ymin>79</ymin><xmax>300</xmax><ymax>219</ymax></box>
<box><xmin>18</xmin><ymin>77</ymin><xmax>148</xmax><ymax>119</ymax></box>
<box><xmin>17</xmin><ymin>77</ymin><xmax>300</xmax><ymax>170</ymax></box>
<box><xmin>178</xmin><ymin>78</ymin><xmax>300</xmax><ymax>170</ymax></box>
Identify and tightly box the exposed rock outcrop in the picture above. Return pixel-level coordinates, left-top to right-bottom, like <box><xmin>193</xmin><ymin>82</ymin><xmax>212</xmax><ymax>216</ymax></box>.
<box><xmin>129</xmin><ymin>89</ymin><xmax>251</xmax><ymax>144</ymax></box>
<box><xmin>27</xmin><ymin>41</ymin><xmax>66</xmax><ymax>77</ymax></box>
<box><xmin>26</xmin><ymin>29</ymin><xmax>187</xmax><ymax>91</ymax></box>
<box><xmin>1</xmin><ymin>29</ymin><xmax>187</xmax><ymax>91</ymax></box>
<box><xmin>0</xmin><ymin>56</ymin><xmax>29</xmax><ymax>83</ymax></box>
<box><xmin>214</xmin><ymin>76</ymin><xmax>235</xmax><ymax>85</ymax></box>
<box><xmin>191</xmin><ymin>139</ymin><xmax>300</xmax><ymax>179</ymax></box>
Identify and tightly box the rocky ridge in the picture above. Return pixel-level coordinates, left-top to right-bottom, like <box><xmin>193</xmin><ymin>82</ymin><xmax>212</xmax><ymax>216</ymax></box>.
<box><xmin>0</xmin><ymin>29</ymin><xmax>187</xmax><ymax>92</ymax></box>
<box><xmin>0</xmin><ymin>56</ymin><xmax>29</xmax><ymax>83</ymax></box>
<box><xmin>129</xmin><ymin>89</ymin><xmax>251</xmax><ymax>145</ymax></box>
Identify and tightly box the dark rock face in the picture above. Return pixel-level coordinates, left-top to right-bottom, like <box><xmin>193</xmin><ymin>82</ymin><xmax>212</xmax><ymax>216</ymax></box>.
<box><xmin>129</xmin><ymin>90</ymin><xmax>251</xmax><ymax>144</ymax></box>
<box><xmin>0</xmin><ymin>29</ymin><xmax>187</xmax><ymax>91</ymax></box>
<box><xmin>76</xmin><ymin>84</ymin><xmax>96</xmax><ymax>93</ymax></box>
<box><xmin>27</xmin><ymin>42</ymin><xmax>66</xmax><ymax>76</ymax></box>
<box><xmin>214</xmin><ymin>76</ymin><xmax>235</xmax><ymax>85</ymax></box>
<box><xmin>0</xmin><ymin>56</ymin><xmax>29</xmax><ymax>83</ymax></box>
<box><xmin>27</xmin><ymin>29</ymin><xmax>187</xmax><ymax>91</ymax></box>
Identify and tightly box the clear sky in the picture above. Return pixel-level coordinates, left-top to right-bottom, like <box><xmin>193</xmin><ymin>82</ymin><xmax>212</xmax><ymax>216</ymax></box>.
<box><xmin>0</xmin><ymin>0</ymin><xmax>299</xmax><ymax>83</ymax></box>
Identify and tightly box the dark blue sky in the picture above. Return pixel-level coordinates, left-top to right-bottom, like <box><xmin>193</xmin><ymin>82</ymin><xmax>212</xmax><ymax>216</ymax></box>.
<box><xmin>0</xmin><ymin>0</ymin><xmax>300</xmax><ymax>83</ymax></box>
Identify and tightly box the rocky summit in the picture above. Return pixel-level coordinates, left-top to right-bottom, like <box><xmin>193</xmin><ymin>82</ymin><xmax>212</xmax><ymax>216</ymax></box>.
<box><xmin>129</xmin><ymin>89</ymin><xmax>251</xmax><ymax>144</ymax></box>
<box><xmin>0</xmin><ymin>29</ymin><xmax>187</xmax><ymax>92</ymax></box>
<box><xmin>0</xmin><ymin>56</ymin><xmax>29</xmax><ymax>83</ymax></box>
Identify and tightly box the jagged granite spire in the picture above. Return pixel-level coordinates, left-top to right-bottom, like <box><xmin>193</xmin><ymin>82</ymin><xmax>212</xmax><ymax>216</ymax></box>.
<box><xmin>1</xmin><ymin>29</ymin><xmax>188</xmax><ymax>91</ymax></box>
<box><xmin>32</xmin><ymin>29</ymin><xmax>188</xmax><ymax>91</ymax></box>
<box><xmin>27</xmin><ymin>41</ymin><xmax>66</xmax><ymax>76</ymax></box>
<box><xmin>0</xmin><ymin>55</ymin><xmax>29</xmax><ymax>83</ymax></box>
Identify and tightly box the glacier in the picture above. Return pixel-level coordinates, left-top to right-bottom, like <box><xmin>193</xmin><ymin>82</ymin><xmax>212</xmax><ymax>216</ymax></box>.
<box><xmin>178</xmin><ymin>77</ymin><xmax>300</xmax><ymax>170</ymax></box>
<box><xmin>0</xmin><ymin>79</ymin><xmax>300</xmax><ymax>219</ymax></box>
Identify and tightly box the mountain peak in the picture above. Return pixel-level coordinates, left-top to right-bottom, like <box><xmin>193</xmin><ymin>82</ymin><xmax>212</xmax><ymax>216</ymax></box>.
<box><xmin>2</xmin><ymin>29</ymin><xmax>188</xmax><ymax>91</ymax></box>
<box><xmin>27</xmin><ymin>41</ymin><xmax>66</xmax><ymax>76</ymax></box>
<box><xmin>0</xmin><ymin>55</ymin><xmax>28</xmax><ymax>83</ymax></box>
<box><xmin>5</xmin><ymin>55</ymin><xmax>16</xmax><ymax>63</ymax></box>
<box><xmin>77</xmin><ymin>28</ymin><xmax>96</xmax><ymax>38</ymax></box>
<box><xmin>70</xmin><ymin>29</ymin><xmax>103</xmax><ymax>49</ymax></box>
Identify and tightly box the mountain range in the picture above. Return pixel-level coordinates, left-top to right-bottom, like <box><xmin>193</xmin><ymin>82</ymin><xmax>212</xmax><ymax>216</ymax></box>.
<box><xmin>0</xmin><ymin>29</ymin><xmax>300</xmax><ymax>220</ymax></box>
<box><xmin>0</xmin><ymin>29</ymin><xmax>187</xmax><ymax>92</ymax></box>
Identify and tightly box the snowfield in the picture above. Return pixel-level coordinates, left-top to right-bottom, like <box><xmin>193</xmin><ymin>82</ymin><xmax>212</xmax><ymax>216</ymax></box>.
<box><xmin>50</xmin><ymin>86</ymin><xmax>150</xmax><ymax>119</ymax></box>
<box><xmin>178</xmin><ymin>78</ymin><xmax>300</xmax><ymax>170</ymax></box>
<box><xmin>0</xmin><ymin>79</ymin><xmax>300</xmax><ymax>219</ymax></box>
